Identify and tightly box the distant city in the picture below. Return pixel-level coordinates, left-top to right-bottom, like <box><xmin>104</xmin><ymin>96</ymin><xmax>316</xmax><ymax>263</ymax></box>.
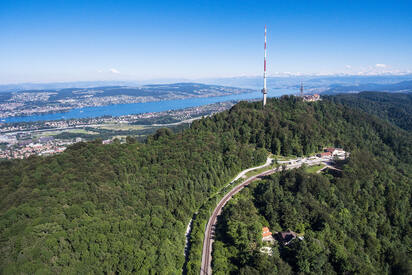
<box><xmin>1</xmin><ymin>75</ymin><xmax>411</xmax><ymax>160</ymax></box>
<box><xmin>0</xmin><ymin>101</ymin><xmax>235</xmax><ymax>159</ymax></box>
<box><xmin>0</xmin><ymin>83</ymin><xmax>253</xmax><ymax>119</ymax></box>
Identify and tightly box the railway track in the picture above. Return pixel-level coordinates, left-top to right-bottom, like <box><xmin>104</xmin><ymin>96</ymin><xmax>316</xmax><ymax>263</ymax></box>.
<box><xmin>200</xmin><ymin>167</ymin><xmax>281</xmax><ymax>275</ymax></box>
<box><xmin>199</xmin><ymin>160</ymin><xmax>319</xmax><ymax>275</ymax></box>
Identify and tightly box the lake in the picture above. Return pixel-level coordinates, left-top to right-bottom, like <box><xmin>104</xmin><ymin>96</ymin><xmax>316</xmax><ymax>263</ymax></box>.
<box><xmin>4</xmin><ymin>89</ymin><xmax>295</xmax><ymax>123</ymax></box>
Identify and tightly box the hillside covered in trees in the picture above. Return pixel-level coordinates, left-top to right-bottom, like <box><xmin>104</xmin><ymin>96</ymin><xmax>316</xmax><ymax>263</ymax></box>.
<box><xmin>212</xmin><ymin>152</ymin><xmax>411</xmax><ymax>274</ymax></box>
<box><xmin>328</xmin><ymin>91</ymin><xmax>412</xmax><ymax>131</ymax></box>
<box><xmin>0</xmin><ymin>95</ymin><xmax>411</xmax><ymax>274</ymax></box>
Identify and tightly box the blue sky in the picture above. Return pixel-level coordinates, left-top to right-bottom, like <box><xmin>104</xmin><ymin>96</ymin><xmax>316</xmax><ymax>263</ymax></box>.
<box><xmin>1</xmin><ymin>0</ymin><xmax>412</xmax><ymax>83</ymax></box>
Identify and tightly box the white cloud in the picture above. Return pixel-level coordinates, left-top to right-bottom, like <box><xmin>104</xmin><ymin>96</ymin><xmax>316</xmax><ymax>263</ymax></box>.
<box><xmin>109</xmin><ymin>68</ymin><xmax>120</xmax><ymax>74</ymax></box>
<box><xmin>345</xmin><ymin>65</ymin><xmax>352</xmax><ymax>69</ymax></box>
<box><xmin>375</xmin><ymin>64</ymin><xmax>387</xmax><ymax>68</ymax></box>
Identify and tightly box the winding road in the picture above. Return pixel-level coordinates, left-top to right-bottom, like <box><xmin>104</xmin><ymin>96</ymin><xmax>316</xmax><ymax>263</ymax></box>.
<box><xmin>200</xmin><ymin>155</ymin><xmax>336</xmax><ymax>275</ymax></box>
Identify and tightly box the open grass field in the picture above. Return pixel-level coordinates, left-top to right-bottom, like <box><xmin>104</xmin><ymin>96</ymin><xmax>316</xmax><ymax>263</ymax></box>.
<box><xmin>93</xmin><ymin>124</ymin><xmax>145</xmax><ymax>131</ymax></box>
<box><xmin>245</xmin><ymin>163</ymin><xmax>278</xmax><ymax>178</ymax></box>
<box><xmin>304</xmin><ymin>164</ymin><xmax>326</xmax><ymax>174</ymax></box>
<box><xmin>272</xmin><ymin>155</ymin><xmax>296</xmax><ymax>161</ymax></box>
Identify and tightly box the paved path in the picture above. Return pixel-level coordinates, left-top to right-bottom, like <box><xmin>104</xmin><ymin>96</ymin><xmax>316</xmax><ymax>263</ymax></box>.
<box><xmin>229</xmin><ymin>157</ymin><xmax>273</xmax><ymax>184</ymax></box>
<box><xmin>317</xmin><ymin>163</ymin><xmax>342</xmax><ymax>173</ymax></box>
<box><xmin>185</xmin><ymin>157</ymin><xmax>273</xmax><ymax>260</ymax></box>
<box><xmin>200</xmin><ymin>155</ymin><xmax>337</xmax><ymax>275</ymax></box>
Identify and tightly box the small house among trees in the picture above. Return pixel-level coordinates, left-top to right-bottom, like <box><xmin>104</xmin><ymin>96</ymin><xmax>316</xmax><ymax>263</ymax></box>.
<box><xmin>262</xmin><ymin>227</ymin><xmax>275</xmax><ymax>243</ymax></box>
<box><xmin>318</xmin><ymin>152</ymin><xmax>332</xmax><ymax>157</ymax></box>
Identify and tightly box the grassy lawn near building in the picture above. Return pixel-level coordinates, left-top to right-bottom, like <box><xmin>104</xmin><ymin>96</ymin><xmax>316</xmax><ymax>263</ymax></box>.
<box><xmin>272</xmin><ymin>155</ymin><xmax>297</xmax><ymax>161</ymax></box>
<box><xmin>304</xmin><ymin>164</ymin><xmax>325</xmax><ymax>174</ymax></box>
<box><xmin>245</xmin><ymin>163</ymin><xmax>278</xmax><ymax>178</ymax></box>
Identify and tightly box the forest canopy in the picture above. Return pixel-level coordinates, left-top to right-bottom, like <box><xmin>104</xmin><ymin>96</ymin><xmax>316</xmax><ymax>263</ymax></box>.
<box><xmin>327</xmin><ymin>91</ymin><xmax>412</xmax><ymax>131</ymax></box>
<box><xmin>212</xmin><ymin>151</ymin><xmax>411</xmax><ymax>274</ymax></box>
<box><xmin>0</xmin><ymin>94</ymin><xmax>411</xmax><ymax>274</ymax></box>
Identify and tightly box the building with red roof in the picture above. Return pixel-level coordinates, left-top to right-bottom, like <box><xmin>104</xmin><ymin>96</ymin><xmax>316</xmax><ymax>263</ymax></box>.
<box><xmin>262</xmin><ymin>227</ymin><xmax>275</xmax><ymax>243</ymax></box>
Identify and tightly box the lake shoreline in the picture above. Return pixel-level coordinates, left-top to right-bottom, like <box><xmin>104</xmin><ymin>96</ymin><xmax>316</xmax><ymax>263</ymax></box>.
<box><xmin>3</xmin><ymin>89</ymin><xmax>294</xmax><ymax>123</ymax></box>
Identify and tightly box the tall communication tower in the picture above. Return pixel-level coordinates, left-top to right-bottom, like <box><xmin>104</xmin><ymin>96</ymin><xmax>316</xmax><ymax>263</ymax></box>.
<box><xmin>300</xmin><ymin>82</ymin><xmax>304</xmax><ymax>97</ymax></box>
<box><xmin>262</xmin><ymin>25</ymin><xmax>268</xmax><ymax>106</ymax></box>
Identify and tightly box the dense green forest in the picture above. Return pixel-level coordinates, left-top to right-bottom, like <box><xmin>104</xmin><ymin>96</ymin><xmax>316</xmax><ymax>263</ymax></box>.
<box><xmin>212</xmin><ymin>152</ymin><xmax>411</xmax><ymax>274</ymax></box>
<box><xmin>328</xmin><ymin>91</ymin><xmax>412</xmax><ymax>131</ymax></box>
<box><xmin>209</xmin><ymin>93</ymin><xmax>411</xmax><ymax>274</ymax></box>
<box><xmin>0</xmin><ymin>128</ymin><xmax>266</xmax><ymax>274</ymax></box>
<box><xmin>52</xmin><ymin>124</ymin><xmax>189</xmax><ymax>141</ymax></box>
<box><xmin>0</xmin><ymin>95</ymin><xmax>411</xmax><ymax>274</ymax></box>
<box><xmin>191</xmin><ymin>95</ymin><xmax>410</xmax><ymax>164</ymax></box>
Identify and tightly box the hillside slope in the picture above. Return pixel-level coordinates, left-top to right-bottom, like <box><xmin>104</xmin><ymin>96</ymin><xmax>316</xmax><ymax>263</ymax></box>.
<box><xmin>1</xmin><ymin>96</ymin><xmax>411</xmax><ymax>274</ymax></box>
<box><xmin>212</xmin><ymin>151</ymin><xmax>411</xmax><ymax>274</ymax></box>
<box><xmin>323</xmin><ymin>80</ymin><xmax>412</xmax><ymax>95</ymax></box>
<box><xmin>328</xmin><ymin>92</ymin><xmax>412</xmax><ymax>131</ymax></box>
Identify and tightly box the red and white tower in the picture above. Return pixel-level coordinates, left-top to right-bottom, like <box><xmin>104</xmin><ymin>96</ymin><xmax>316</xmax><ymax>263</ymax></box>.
<box><xmin>262</xmin><ymin>25</ymin><xmax>268</xmax><ymax>106</ymax></box>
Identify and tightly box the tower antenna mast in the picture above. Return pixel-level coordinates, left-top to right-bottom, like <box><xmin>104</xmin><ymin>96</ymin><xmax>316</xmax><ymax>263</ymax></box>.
<box><xmin>300</xmin><ymin>82</ymin><xmax>303</xmax><ymax>97</ymax></box>
<box><xmin>262</xmin><ymin>25</ymin><xmax>267</xmax><ymax>106</ymax></box>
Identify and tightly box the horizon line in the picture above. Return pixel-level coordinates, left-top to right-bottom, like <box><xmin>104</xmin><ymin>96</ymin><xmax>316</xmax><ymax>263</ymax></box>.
<box><xmin>1</xmin><ymin>73</ymin><xmax>412</xmax><ymax>86</ymax></box>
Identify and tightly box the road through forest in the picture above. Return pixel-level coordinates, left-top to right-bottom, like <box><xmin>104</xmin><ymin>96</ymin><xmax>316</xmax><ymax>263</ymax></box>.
<box><xmin>200</xmin><ymin>155</ymin><xmax>335</xmax><ymax>275</ymax></box>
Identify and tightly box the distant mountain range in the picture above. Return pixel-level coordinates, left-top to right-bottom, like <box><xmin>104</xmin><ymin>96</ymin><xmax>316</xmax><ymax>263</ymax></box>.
<box><xmin>203</xmin><ymin>75</ymin><xmax>412</xmax><ymax>92</ymax></box>
<box><xmin>322</xmin><ymin>80</ymin><xmax>412</xmax><ymax>94</ymax></box>
<box><xmin>2</xmin><ymin>74</ymin><xmax>412</xmax><ymax>93</ymax></box>
<box><xmin>0</xmin><ymin>81</ymin><xmax>138</xmax><ymax>93</ymax></box>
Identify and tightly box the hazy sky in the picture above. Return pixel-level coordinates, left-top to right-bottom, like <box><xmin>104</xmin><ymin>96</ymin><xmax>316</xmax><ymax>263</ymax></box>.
<box><xmin>1</xmin><ymin>0</ymin><xmax>412</xmax><ymax>83</ymax></box>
